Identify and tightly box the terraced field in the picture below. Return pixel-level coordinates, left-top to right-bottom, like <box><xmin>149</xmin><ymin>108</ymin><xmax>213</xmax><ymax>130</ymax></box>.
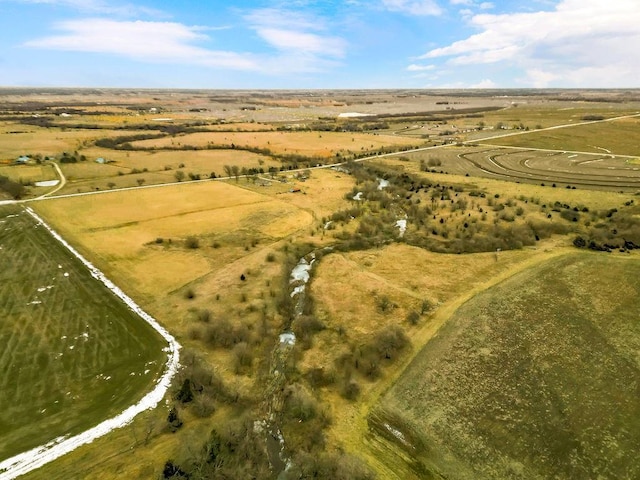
<box><xmin>403</xmin><ymin>144</ymin><xmax>640</xmax><ymax>192</ymax></box>
<box><xmin>482</xmin><ymin>117</ymin><xmax>640</xmax><ymax>157</ymax></box>
<box><xmin>0</xmin><ymin>205</ymin><xmax>167</xmax><ymax>462</ymax></box>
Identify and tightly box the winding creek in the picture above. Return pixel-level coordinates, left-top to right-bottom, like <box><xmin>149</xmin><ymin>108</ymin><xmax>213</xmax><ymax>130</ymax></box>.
<box><xmin>263</xmin><ymin>251</ymin><xmax>318</xmax><ymax>477</ymax></box>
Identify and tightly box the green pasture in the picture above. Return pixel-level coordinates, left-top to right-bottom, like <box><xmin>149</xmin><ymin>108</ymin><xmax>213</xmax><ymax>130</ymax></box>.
<box><xmin>482</xmin><ymin>118</ymin><xmax>640</xmax><ymax>156</ymax></box>
<box><xmin>379</xmin><ymin>252</ymin><xmax>640</xmax><ymax>479</ymax></box>
<box><xmin>0</xmin><ymin>205</ymin><xmax>167</xmax><ymax>461</ymax></box>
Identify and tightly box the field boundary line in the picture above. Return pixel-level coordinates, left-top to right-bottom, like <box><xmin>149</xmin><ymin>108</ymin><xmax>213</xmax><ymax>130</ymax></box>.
<box><xmin>0</xmin><ymin>208</ymin><xmax>181</xmax><ymax>480</ymax></box>
<box><xmin>340</xmin><ymin>246</ymin><xmax>575</xmax><ymax>476</ymax></box>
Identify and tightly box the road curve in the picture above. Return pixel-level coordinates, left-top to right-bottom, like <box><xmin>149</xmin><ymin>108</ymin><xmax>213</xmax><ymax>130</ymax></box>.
<box><xmin>0</xmin><ymin>208</ymin><xmax>181</xmax><ymax>480</ymax></box>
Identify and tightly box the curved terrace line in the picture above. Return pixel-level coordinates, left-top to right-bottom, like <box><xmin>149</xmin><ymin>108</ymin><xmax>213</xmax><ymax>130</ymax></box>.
<box><xmin>0</xmin><ymin>208</ymin><xmax>181</xmax><ymax>480</ymax></box>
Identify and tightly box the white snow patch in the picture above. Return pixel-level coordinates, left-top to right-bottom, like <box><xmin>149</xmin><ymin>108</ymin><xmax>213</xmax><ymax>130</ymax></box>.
<box><xmin>395</xmin><ymin>219</ymin><xmax>407</xmax><ymax>237</ymax></box>
<box><xmin>27</xmin><ymin>300</ymin><xmax>42</xmax><ymax>305</ymax></box>
<box><xmin>63</xmin><ymin>272</ymin><xmax>69</xmax><ymax>277</ymax></box>
<box><xmin>0</xmin><ymin>208</ymin><xmax>182</xmax><ymax>480</ymax></box>
<box><xmin>337</xmin><ymin>112</ymin><xmax>374</xmax><ymax>118</ymax></box>
<box><xmin>353</xmin><ymin>192</ymin><xmax>363</xmax><ymax>201</ymax></box>
<box><xmin>290</xmin><ymin>255</ymin><xmax>315</xmax><ymax>284</ymax></box>
<box><xmin>384</xmin><ymin>423</ymin><xmax>411</xmax><ymax>447</ymax></box>
<box><xmin>34</xmin><ymin>180</ymin><xmax>60</xmax><ymax>188</ymax></box>
<box><xmin>290</xmin><ymin>285</ymin><xmax>305</xmax><ymax>298</ymax></box>
<box><xmin>279</xmin><ymin>332</ymin><xmax>296</xmax><ymax>346</ymax></box>
<box><xmin>377</xmin><ymin>178</ymin><xmax>389</xmax><ymax>190</ymax></box>
<box><xmin>324</xmin><ymin>221</ymin><xmax>332</xmax><ymax>230</ymax></box>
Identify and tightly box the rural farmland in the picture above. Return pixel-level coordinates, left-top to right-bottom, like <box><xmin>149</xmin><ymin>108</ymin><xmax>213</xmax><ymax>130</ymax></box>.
<box><xmin>1</xmin><ymin>88</ymin><xmax>640</xmax><ymax>479</ymax></box>
<box><xmin>0</xmin><ymin>205</ymin><xmax>167</xmax><ymax>463</ymax></box>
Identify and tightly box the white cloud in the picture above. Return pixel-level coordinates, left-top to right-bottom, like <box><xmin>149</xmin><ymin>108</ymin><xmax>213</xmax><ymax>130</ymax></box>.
<box><xmin>258</xmin><ymin>28</ymin><xmax>346</xmax><ymax>58</ymax></box>
<box><xmin>423</xmin><ymin>0</ymin><xmax>640</xmax><ymax>87</ymax></box>
<box><xmin>450</xmin><ymin>0</ymin><xmax>492</xmax><ymax>9</ymax></box>
<box><xmin>382</xmin><ymin>0</ymin><xmax>443</xmax><ymax>16</ymax></box>
<box><xmin>7</xmin><ymin>0</ymin><xmax>163</xmax><ymax>17</ymax></box>
<box><xmin>23</xmin><ymin>6</ymin><xmax>348</xmax><ymax>76</ymax></box>
<box><xmin>25</xmin><ymin>19</ymin><xmax>258</xmax><ymax>69</ymax></box>
<box><xmin>244</xmin><ymin>9</ymin><xmax>346</xmax><ymax>59</ymax></box>
<box><xmin>407</xmin><ymin>63</ymin><xmax>435</xmax><ymax>71</ymax></box>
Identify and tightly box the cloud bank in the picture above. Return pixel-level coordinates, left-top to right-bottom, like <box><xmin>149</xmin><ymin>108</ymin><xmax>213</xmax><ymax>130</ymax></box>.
<box><xmin>423</xmin><ymin>0</ymin><xmax>640</xmax><ymax>87</ymax></box>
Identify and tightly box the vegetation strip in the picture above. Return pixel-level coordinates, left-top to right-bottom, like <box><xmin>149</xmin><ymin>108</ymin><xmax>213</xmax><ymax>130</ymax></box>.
<box><xmin>0</xmin><ymin>208</ymin><xmax>181</xmax><ymax>480</ymax></box>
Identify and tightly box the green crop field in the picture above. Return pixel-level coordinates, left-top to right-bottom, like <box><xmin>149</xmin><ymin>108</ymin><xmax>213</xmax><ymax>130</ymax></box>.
<box><xmin>0</xmin><ymin>205</ymin><xmax>167</xmax><ymax>462</ymax></box>
<box><xmin>377</xmin><ymin>252</ymin><xmax>640</xmax><ymax>479</ymax></box>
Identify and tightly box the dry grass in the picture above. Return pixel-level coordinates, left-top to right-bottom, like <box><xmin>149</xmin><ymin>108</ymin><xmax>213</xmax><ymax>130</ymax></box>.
<box><xmin>0</xmin><ymin>164</ymin><xmax>57</xmax><ymax>182</ymax></box>
<box><xmin>130</xmin><ymin>130</ymin><xmax>424</xmax><ymax>158</ymax></box>
<box><xmin>379</xmin><ymin>251</ymin><xmax>640</xmax><ymax>479</ymax></box>
<box><xmin>205</xmin><ymin>122</ymin><xmax>275</xmax><ymax>131</ymax></box>
<box><xmin>0</xmin><ymin>126</ymin><xmax>152</xmax><ymax>160</ymax></box>
<box><xmin>77</xmin><ymin>147</ymin><xmax>278</xmax><ymax>175</ymax></box>
<box><xmin>33</xmin><ymin>181</ymin><xmax>312</xmax><ymax>298</ymax></box>
<box><xmin>305</xmin><ymin>243</ymin><xmax>567</xmax><ymax>469</ymax></box>
<box><xmin>374</xmin><ymin>154</ymin><xmax>632</xmax><ymax>210</ymax></box>
<box><xmin>59</xmin><ymin>171</ymin><xmax>178</xmax><ymax>195</ymax></box>
<box><xmin>19</xmin><ymin>404</ymin><xmax>229</xmax><ymax>480</ymax></box>
<box><xmin>238</xmin><ymin>167</ymin><xmax>357</xmax><ymax>223</ymax></box>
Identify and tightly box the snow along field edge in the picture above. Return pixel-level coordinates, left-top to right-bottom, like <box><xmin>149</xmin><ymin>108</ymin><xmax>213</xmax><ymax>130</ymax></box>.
<box><xmin>0</xmin><ymin>207</ymin><xmax>181</xmax><ymax>480</ymax></box>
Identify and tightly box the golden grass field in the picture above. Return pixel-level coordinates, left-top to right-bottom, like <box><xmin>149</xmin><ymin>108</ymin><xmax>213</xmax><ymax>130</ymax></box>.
<box><xmin>0</xmin><ymin>164</ymin><xmax>57</xmax><ymax>182</ymax></box>
<box><xmin>130</xmin><ymin>130</ymin><xmax>425</xmax><ymax>157</ymax></box>
<box><xmin>22</xmin><ymin>163</ymin><xmax>358</xmax><ymax>479</ymax></box>
<box><xmin>307</xmin><ymin>241</ymin><xmax>576</xmax><ymax>478</ymax></box>
<box><xmin>33</xmin><ymin>181</ymin><xmax>313</xmax><ymax>297</ymax></box>
<box><xmin>5</xmin><ymin>90</ymin><xmax>640</xmax><ymax>479</ymax></box>
<box><xmin>80</xmin><ymin>147</ymin><xmax>277</xmax><ymax>175</ymax></box>
<box><xmin>0</xmin><ymin>126</ymin><xmax>152</xmax><ymax>161</ymax></box>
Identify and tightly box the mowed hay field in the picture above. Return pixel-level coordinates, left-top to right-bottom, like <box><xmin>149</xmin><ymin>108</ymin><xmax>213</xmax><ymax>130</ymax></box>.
<box><xmin>0</xmin><ymin>205</ymin><xmax>167</xmax><ymax>461</ymax></box>
<box><xmin>0</xmin><ymin>125</ymin><xmax>153</xmax><ymax>160</ymax></box>
<box><xmin>130</xmin><ymin>130</ymin><xmax>424</xmax><ymax>157</ymax></box>
<box><xmin>32</xmin><ymin>181</ymin><xmax>314</xmax><ymax>299</ymax></box>
<box><xmin>463</xmin><ymin>104</ymin><xmax>640</xmax><ymax>132</ymax></box>
<box><xmin>483</xmin><ymin>117</ymin><xmax>640</xmax><ymax>156</ymax></box>
<box><xmin>378</xmin><ymin>252</ymin><xmax>640</xmax><ymax>479</ymax></box>
<box><xmin>75</xmin><ymin>148</ymin><xmax>277</xmax><ymax>177</ymax></box>
<box><xmin>0</xmin><ymin>164</ymin><xmax>58</xmax><ymax>183</ymax></box>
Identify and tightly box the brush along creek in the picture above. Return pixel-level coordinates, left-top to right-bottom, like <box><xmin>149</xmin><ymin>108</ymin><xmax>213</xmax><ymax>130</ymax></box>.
<box><xmin>259</xmin><ymin>251</ymin><xmax>318</xmax><ymax>477</ymax></box>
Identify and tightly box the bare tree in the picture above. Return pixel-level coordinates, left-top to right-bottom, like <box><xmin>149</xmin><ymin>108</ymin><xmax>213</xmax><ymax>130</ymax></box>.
<box><xmin>231</xmin><ymin>165</ymin><xmax>240</xmax><ymax>182</ymax></box>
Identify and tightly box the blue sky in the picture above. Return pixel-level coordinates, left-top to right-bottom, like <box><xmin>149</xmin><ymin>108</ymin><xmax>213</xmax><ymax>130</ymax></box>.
<box><xmin>0</xmin><ymin>0</ymin><xmax>638</xmax><ymax>88</ymax></box>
